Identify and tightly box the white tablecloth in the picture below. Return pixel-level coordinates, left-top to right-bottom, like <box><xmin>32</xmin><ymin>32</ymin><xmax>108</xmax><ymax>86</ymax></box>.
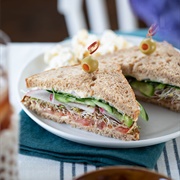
<box><xmin>9</xmin><ymin>43</ymin><xmax>180</xmax><ymax>180</ymax></box>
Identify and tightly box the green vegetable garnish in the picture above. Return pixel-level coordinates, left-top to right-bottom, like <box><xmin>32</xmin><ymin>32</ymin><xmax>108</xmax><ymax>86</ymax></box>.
<box><xmin>47</xmin><ymin>90</ymin><xmax>148</xmax><ymax>127</ymax></box>
<box><xmin>138</xmin><ymin>102</ymin><xmax>149</xmax><ymax>121</ymax></box>
<box><xmin>92</xmin><ymin>100</ymin><xmax>113</xmax><ymax>114</ymax></box>
<box><xmin>130</xmin><ymin>81</ymin><xmax>154</xmax><ymax>97</ymax></box>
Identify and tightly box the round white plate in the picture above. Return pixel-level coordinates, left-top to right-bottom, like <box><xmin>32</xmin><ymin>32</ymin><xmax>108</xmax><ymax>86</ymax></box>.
<box><xmin>18</xmin><ymin>35</ymin><xmax>180</xmax><ymax>148</ymax></box>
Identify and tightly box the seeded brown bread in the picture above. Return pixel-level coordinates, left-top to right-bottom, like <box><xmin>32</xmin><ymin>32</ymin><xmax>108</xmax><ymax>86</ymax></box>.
<box><xmin>25</xmin><ymin>63</ymin><xmax>140</xmax><ymax>120</ymax></box>
<box><xmin>96</xmin><ymin>42</ymin><xmax>180</xmax><ymax>87</ymax></box>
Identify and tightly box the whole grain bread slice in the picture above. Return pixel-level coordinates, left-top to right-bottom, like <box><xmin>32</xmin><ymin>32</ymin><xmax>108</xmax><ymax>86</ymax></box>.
<box><xmin>96</xmin><ymin>42</ymin><xmax>180</xmax><ymax>87</ymax></box>
<box><xmin>25</xmin><ymin>63</ymin><xmax>140</xmax><ymax>120</ymax></box>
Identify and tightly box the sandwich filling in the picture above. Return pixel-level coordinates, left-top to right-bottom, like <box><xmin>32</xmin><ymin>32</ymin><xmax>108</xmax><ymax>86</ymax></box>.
<box><xmin>127</xmin><ymin>77</ymin><xmax>180</xmax><ymax>105</ymax></box>
<box><xmin>22</xmin><ymin>89</ymin><xmax>148</xmax><ymax>137</ymax></box>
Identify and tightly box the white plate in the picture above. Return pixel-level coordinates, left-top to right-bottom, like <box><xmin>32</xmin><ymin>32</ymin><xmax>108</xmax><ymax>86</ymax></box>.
<box><xmin>18</xmin><ymin>36</ymin><xmax>180</xmax><ymax>148</ymax></box>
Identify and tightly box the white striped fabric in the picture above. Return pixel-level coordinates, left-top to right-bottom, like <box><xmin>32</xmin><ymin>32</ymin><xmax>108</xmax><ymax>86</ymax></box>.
<box><xmin>19</xmin><ymin>137</ymin><xmax>180</xmax><ymax>180</ymax></box>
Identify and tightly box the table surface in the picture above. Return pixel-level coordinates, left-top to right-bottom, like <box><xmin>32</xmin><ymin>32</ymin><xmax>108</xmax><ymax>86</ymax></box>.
<box><xmin>9</xmin><ymin>42</ymin><xmax>180</xmax><ymax>180</ymax></box>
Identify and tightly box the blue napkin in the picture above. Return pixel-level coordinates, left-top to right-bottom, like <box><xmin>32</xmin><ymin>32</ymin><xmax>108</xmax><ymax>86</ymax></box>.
<box><xmin>19</xmin><ymin>110</ymin><xmax>165</xmax><ymax>169</ymax></box>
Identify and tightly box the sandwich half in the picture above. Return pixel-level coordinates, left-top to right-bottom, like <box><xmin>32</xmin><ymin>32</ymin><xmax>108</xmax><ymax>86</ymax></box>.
<box><xmin>21</xmin><ymin>64</ymin><xmax>148</xmax><ymax>141</ymax></box>
<box><xmin>97</xmin><ymin>42</ymin><xmax>180</xmax><ymax>112</ymax></box>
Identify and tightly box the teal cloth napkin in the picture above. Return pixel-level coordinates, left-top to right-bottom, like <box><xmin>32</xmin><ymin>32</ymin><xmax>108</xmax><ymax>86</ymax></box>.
<box><xmin>19</xmin><ymin>110</ymin><xmax>165</xmax><ymax>169</ymax></box>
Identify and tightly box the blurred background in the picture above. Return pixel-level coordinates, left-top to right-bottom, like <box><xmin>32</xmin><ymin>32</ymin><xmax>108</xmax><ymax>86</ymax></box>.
<box><xmin>0</xmin><ymin>0</ymin><xmax>147</xmax><ymax>42</ymax></box>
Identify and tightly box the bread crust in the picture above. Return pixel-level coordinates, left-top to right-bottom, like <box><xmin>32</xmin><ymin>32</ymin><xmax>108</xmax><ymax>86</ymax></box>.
<box><xmin>25</xmin><ymin>64</ymin><xmax>140</xmax><ymax>120</ymax></box>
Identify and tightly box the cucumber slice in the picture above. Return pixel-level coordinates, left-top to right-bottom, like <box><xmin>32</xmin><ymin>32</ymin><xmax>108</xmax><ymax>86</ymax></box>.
<box><xmin>75</xmin><ymin>98</ymin><xmax>86</xmax><ymax>104</ymax></box>
<box><xmin>84</xmin><ymin>99</ymin><xmax>96</xmax><ymax>107</ymax></box>
<box><xmin>55</xmin><ymin>92</ymin><xmax>96</xmax><ymax>107</ymax></box>
<box><xmin>130</xmin><ymin>81</ymin><xmax>154</xmax><ymax>97</ymax></box>
<box><xmin>123</xmin><ymin>115</ymin><xmax>133</xmax><ymax>128</ymax></box>
<box><xmin>138</xmin><ymin>102</ymin><xmax>149</xmax><ymax>121</ymax></box>
<box><xmin>155</xmin><ymin>84</ymin><xmax>166</xmax><ymax>90</ymax></box>
<box><xmin>76</xmin><ymin>98</ymin><xmax>96</xmax><ymax>107</ymax></box>
<box><xmin>67</xmin><ymin>97</ymin><xmax>76</xmax><ymax>102</ymax></box>
<box><xmin>55</xmin><ymin>93</ymin><xmax>69</xmax><ymax>103</ymax></box>
<box><xmin>92</xmin><ymin>100</ymin><xmax>113</xmax><ymax>113</ymax></box>
<box><xmin>113</xmin><ymin>108</ymin><xmax>133</xmax><ymax>127</ymax></box>
<box><xmin>112</xmin><ymin>108</ymin><xmax>123</xmax><ymax>120</ymax></box>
